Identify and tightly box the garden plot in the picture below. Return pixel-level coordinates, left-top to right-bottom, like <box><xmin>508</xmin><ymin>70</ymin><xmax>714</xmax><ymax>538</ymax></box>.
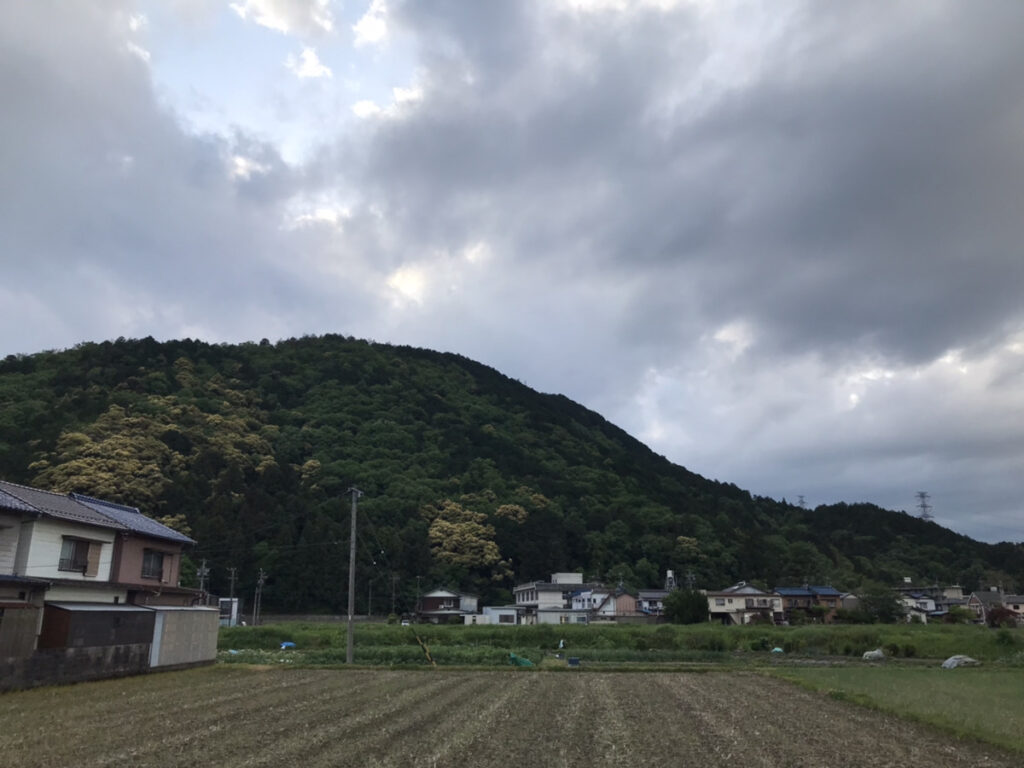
<box><xmin>0</xmin><ymin>667</ymin><xmax>1016</xmax><ymax>767</ymax></box>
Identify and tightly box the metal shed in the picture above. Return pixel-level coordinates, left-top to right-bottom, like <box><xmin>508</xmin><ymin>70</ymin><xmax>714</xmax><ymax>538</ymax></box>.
<box><xmin>38</xmin><ymin>602</ymin><xmax>155</xmax><ymax>649</ymax></box>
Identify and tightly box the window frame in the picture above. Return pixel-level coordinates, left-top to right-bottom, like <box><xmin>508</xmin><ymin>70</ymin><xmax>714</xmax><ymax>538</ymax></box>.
<box><xmin>141</xmin><ymin>548</ymin><xmax>166</xmax><ymax>581</ymax></box>
<box><xmin>59</xmin><ymin>538</ymin><xmax>90</xmax><ymax>573</ymax></box>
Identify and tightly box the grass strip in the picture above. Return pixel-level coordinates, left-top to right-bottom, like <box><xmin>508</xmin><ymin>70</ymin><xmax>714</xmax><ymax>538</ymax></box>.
<box><xmin>766</xmin><ymin>666</ymin><xmax>1024</xmax><ymax>755</ymax></box>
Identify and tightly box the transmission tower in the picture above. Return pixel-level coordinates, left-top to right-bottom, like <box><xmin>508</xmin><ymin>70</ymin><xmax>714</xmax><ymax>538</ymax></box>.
<box><xmin>915</xmin><ymin>491</ymin><xmax>933</xmax><ymax>520</ymax></box>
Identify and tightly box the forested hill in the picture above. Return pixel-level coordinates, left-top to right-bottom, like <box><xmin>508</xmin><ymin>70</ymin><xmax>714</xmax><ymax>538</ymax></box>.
<box><xmin>1</xmin><ymin>335</ymin><xmax>1020</xmax><ymax>611</ymax></box>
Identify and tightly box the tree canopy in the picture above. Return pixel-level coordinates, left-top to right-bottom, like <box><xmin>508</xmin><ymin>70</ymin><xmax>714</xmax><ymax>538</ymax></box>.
<box><xmin>1</xmin><ymin>335</ymin><xmax>1021</xmax><ymax>611</ymax></box>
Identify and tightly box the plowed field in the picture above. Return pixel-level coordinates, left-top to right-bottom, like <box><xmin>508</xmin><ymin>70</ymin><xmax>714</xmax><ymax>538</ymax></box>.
<box><xmin>1</xmin><ymin>667</ymin><xmax>1015</xmax><ymax>767</ymax></box>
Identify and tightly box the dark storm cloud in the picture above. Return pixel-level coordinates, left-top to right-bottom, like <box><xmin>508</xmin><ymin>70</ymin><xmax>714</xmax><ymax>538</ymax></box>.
<box><xmin>2</xmin><ymin>1</ymin><xmax>1021</xmax><ymax>540</ymax></box>
<box><xmin>348</xmin><ymin>0</ymin><xmax>1024</xmax><ymax>368</ymax></box>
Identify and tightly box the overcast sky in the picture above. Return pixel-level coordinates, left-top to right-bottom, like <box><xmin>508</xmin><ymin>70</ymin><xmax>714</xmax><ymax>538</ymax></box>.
<box><xmin>2</xmin><ymin>1</ymin><xmax>1022</xmax><ymax>543</ymax></box>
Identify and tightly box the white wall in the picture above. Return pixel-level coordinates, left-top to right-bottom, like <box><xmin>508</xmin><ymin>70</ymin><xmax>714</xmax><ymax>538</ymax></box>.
<box><xmin>0</xmin><ymin>513</ymin><xmax>20</xmax><ymax>573</ymax></box>
<box><xmin>151</xmin><ymin>608</ymin><xmax>219</xmax><ymax>667</ymax></box>
<box><xmin>19</xmin><ymin>518</ymin><xmax>116</xmax><ymax>581</ymax></box>
<box><xmin>45</xmin><ymin>585</ymin><xmax>127</xmax><ymax>602</ymax></box>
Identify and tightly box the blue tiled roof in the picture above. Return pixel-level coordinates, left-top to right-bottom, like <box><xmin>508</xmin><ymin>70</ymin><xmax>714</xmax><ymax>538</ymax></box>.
<box><xmin>809</xmin><ymin>585</ymin><xmax>842</xmax><ymax>597</ymax></box>
<box><xmin>70</xmin><ymin>493</ymin><xmax>195</xmax><ymax>544</ymax></box>
<box><xmin>774</xmin><ymin>587</ymin><xmax>812</xmax><ymax>596</ymax></box>
<box><xmin>774</xmin><ymin>585</ymin><xmax>841</xmax><ymax>597</ymax></box>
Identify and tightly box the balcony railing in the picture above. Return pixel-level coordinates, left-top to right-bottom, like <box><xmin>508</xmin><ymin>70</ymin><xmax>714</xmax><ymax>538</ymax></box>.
<box><xmin>58</xmin><ymin>558</ymin><xmax>87</xmax><ymax>574</ymax></box>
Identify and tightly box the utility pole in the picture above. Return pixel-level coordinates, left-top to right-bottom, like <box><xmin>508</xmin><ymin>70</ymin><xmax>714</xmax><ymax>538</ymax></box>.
<box><xmin>391</xmin><ymin>573</ymin><xmax>398</xmax><ymax>616</ymax></box>
<box><xmin>197</xmin><ymin>559</ymin><xmax>210</xmax><ymax>605</ymax></box>
<box><xmin>916</xmin><ymin>491</ymin><xmax>933</xmax><ymax>520</ymax></box>
<box><xmin>368</xmin><ymin>580</ymin><xmax>373</xmax><ymax>619</ymax></box>
<box><xmin>346</xmin><ymin>486</ymin><xmax>362</xmax><ymax>665</ymax></box>
<box><xmin>415</xmin><ymin>575</ymin><xmax>422</xmax><ymax>614</ymax></box>
<box><xmin>227</xmin><ymin>566</ymin><xmax>237</xmax><ymax>626</ymax></box>
<box><xmin>252</xmin><ymin>568</ymin><xmax>266</xmax><ymax>626</ymax></box>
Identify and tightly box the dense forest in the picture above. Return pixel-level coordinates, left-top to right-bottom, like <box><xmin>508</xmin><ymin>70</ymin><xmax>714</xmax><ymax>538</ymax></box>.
<box><xmin>1</xmin><ymin>335</ymin><xmax>1021</xmax><ymax>612</ymax></box>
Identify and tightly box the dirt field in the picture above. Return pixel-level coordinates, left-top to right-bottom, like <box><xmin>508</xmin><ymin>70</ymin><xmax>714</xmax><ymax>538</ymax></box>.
<box><xmin>1</xmin><ymin>667</ymin><xmax>1016</xmax><ymax>767</ymax></box>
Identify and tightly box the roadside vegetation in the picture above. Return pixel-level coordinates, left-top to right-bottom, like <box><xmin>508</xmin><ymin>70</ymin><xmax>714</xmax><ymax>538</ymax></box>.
<box><xmin>219</xmin><ymin>621</ymin><xmax>1024</xmax><ymax>667</ymax></box>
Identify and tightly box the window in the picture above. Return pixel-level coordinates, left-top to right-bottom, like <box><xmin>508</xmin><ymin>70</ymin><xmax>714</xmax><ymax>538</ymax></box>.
<box><xmin>715</xmin><ymin>598</ymin><xmax>725</xmax><ymax>606</ymax></box>
<box><xmin>59</xmin><ymin>538</ymin><xmax>90</xmax><ymax>573</ymax></box>
<box><xmin>142</xmin><ymin>549</ymin><xmax>165</xmax><ymax>580</ymax></box>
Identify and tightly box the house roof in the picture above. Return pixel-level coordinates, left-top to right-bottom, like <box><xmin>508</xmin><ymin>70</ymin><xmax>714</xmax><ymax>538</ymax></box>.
<box><xmin>971</xmin><ymin>590</ymin><xmax>1005</xmax><ymax>605</ymax></box>
<box><xmin>0</xmin><ymin>574</ymin><xmax>51</xmax><ymax>587</ymax></box>
<box><xmin>720</xmin><ymin>581</ymin><xmax>770</xmax><ymax>595</ymax></box>
<box><xmin>46</xmin><ymin>602</ymin><xmax>154</xmax><ymax>613</ymax></box>
<box><xmin>0</xmin><ymin>485</ymin><xmax>38</xmax><ymax>514</ymax></box>
<box><xmin>0</xmin><ymin>480</ymin><xmax>195</xmax><ymax>544</ymax></box>
<box><xmin>70</xmin><ymin>493</ymin><xmax>195</xmax><ymax>544</ymax></box>
<box><xmin>637</xmin><ymin>590</ymin><xmax>670</xmax><ymax>599</ymax></box>
<box><xmin>774</xmin><ymin>585</ymin><xmax>842</xmax><ymax>597</ymax></box>
<box><xmin>0</xmin><ymin>480</ymin><xmax>125</xmax><ymax>530</ymax></box>
<box><xmin>708</xmin><ymin>582</ymin><xmax>771</xmax><ymax>596</ymax></box>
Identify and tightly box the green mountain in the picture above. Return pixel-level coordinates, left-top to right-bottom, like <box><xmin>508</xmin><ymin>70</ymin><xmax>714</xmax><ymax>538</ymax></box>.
<box><xmin>1</xmin><ymin>335</ymin><xmax>1020</xmax><ymax>611</ymax></box>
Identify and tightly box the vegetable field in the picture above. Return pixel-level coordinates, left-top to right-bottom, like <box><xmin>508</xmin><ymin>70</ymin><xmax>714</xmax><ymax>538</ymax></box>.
<box><xmin>1</xmin><ymin>667</ymin><xmax>1017</xmax><ymax>767</ymax></box>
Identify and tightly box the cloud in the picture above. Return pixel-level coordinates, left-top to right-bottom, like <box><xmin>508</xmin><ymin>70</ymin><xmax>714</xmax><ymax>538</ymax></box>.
<box><xmin>353</xmin><ymin>0</ymin><xmax>389</xmax><ymax>46</ymax></box>
<box><xmin>230</xmin><ymin>0</ymin><xmax>334</xmax><ymax>36</ymax></box>
<box><xmin>285</xmin><ymin>47</ymin><xmax>332</xmax><ymax>79</ymax></box>
<box><xmin>3</xmin><ymin>0</ymin><xmax>1024</xmax><ymax>544</ymax></box>
<box><xmin>0</xmin><ymin>1</ymin><xmax>305</xmax><ymax>351</ymax></box>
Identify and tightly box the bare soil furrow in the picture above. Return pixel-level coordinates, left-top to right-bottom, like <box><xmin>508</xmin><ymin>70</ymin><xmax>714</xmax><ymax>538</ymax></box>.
<box><xmin>2</xmin><ymin>668</ymin><xmax>1019</xmax><ymax>768</ymax></box>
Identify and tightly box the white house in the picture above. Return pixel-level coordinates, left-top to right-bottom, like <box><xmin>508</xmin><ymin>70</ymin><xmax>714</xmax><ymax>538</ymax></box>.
<box><xmin>463</xmin><ymin>605</ymin><xmax>518</xmax><ymax>625</ymax></box>
<box><xmin>514</xmin><ymin>572</ymin><xmax>593</xmax><ymax>624</ymax></box>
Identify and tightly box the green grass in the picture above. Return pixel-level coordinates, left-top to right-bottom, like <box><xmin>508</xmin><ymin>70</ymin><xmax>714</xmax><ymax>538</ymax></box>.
<box><xmin>771</xmin><ymin>666</ymin><xmax>1024</xmax><ymax>754</ymax></box>
<box><xmin>218</xmin><ymin>621</ymin><xmax>1024</xmax><ymax>664</ymax></box>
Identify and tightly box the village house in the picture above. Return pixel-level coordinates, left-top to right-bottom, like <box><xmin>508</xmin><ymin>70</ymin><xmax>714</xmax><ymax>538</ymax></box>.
<box><xmin>705</xmin><ymin>581</ymin><xmax>783</xmax><ymax>625</ymax></box>
<box><xmin>1002</xmin><ymin>594</ymin><xmax>1024</xmax><ymax>621</ymax></box>
<box><xmin>968</xmin><ymin>588</ymin><xmax>1007</xmax><ymax>623</ymax></box>
<box><xmin>773</xmin><ymin>585</ymin><xmax>841</xmax><ymax>623</ymax></box>
<box><xmin>69</xmin><ymin>493</ymin><xmax>197</xmax><ymax>606</ymax></box>
<box><xmin>513</xmin><ymin>572</ymin><xmax>597</xmax><ymax>625</ymax></box>
<box><xmin>0</xmin><ymin>480</ymin><xmax>218</xmax><ymax>691</ymax></box>
<box><xmin>898</xmin><ymin>592</ymin><xmax>936</xmax><ymax>623</ymax></box>
<box><xmin>463</xmin><ymin>605</ymin><xmax>517</xmax><ymax>625</ymax></box>
<box><xmin>417</xmin><ymin>588</ymin><xmax>478</xmax><ymax>623</ymax></box>
<box><xmin>637</xmin><ymin>589</ymin><xmax>670</xmax><ymax>615</ymax></box>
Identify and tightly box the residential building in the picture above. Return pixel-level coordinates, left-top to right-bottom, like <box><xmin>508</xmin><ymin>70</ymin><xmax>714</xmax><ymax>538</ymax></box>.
<box><xmin>968</xmin><ymin>588</ymin><xmax>1006</xmax><ymax>623</ymax></box>
<box><xmin>464</xmin><ymin>605</ymin><xmax>517</xmax><ymax>625</ymax></box>
<box><xmin>0</xmin><ymin>479</ymin><xmax>215</xmax><ymax>687</ymax></box>
<box><xmin>417</xmin><ymin>588</ymin><xmax>478</xmax><ymax>623</ymax></box>
<box><xmin>898</xmin><ymin>593</ymin><xmax>936</xmax><ymax>623</ymax></box>
<box><xmin>706</xmin><ymin>582</ymin><xmax>783</xmax><ymax>625</ymax></box>
<box><xmin>637</xmin><ymin>589</ymin><xmax>670</xmax><ymax>615</ymax></box>
<box><xmin>773</xmin><ymin>585</ymin><xmax>841</xmax><ymax>623</ymax></box>
<box><xmin>1003</xmin><ymin>594</ymin><xmax>1024</xmax><ymax>621</ymax></box>
<box><xmin>514</xmin><ymin>572</ymin><xmax>596</xmax><ymax>624</ymax></box>
<box><xmin>70</xmin><ymin>493</ymin><xmax>196</xmax><ymax>606</ymax></box>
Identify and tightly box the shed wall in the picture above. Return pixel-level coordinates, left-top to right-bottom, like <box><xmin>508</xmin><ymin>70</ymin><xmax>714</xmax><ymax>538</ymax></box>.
<box><xmin>151</xmin><ymin>609</ymin><xmax>218</xmax><ymax>667</ymax></box>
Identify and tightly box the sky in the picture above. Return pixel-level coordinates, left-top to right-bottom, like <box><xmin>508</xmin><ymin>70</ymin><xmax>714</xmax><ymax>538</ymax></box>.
<box><xmin>2</xmin><ymin>1</ymin><xmax>1022</xmax><ymax>543</ymax></box>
